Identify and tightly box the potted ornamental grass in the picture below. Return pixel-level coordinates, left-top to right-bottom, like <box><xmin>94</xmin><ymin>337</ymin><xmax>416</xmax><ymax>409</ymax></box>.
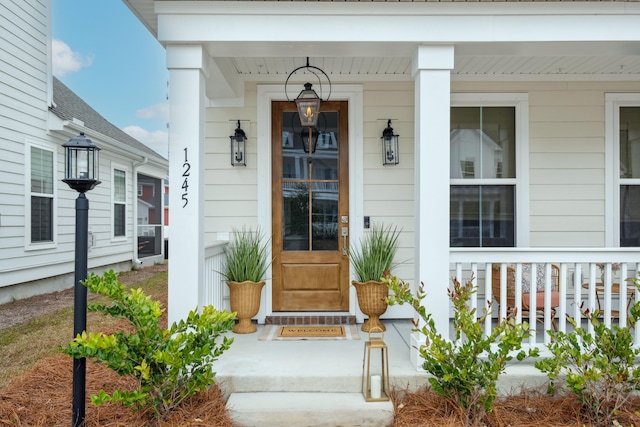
<box><xmin>349</xmin><ymin>223</ymin><xmax>401</xmax><ymax>332</ymax></box>
<box><xmin>220</xmin><ymin>227</ymin><xmax>271</xmax><ymax>333</ymax></box>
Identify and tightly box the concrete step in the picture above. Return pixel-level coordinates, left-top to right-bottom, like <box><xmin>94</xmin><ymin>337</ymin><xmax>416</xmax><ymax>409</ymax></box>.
<box><xmin>227</xmin><ymin>392</ymin><xmax>393</xmax><ymax>427</ymax></box>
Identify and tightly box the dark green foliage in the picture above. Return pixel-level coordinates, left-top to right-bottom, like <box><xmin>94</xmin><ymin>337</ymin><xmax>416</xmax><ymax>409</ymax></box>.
<box><xmin>535</xmin><ymin>279</ymin><xmax>640</xmax><ymax>427</ymax></box>
<box><xmin>62</xmin><ymin>270</ymin><xmax>235</xmax><ymax>418</ymax></box>
<box><xmin>385</xmin><ymin>274</ymin><xmax>538</xmax><ymax>427</ymax></box>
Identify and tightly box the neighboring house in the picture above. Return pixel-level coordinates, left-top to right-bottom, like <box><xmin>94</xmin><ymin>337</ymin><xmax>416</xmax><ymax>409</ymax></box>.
<box><xmin>125</xmin><ymin>0</ymin><xmax>640</xmax><ymax>367</ymax></box>
<box><xmin>0</xmin><ymin>1</ymin><xmax>168</xmax><ymax>304</ymax></box>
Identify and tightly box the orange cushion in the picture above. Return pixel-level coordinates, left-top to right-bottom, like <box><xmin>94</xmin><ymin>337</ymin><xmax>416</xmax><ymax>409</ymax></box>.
<box><xmin>523</xmin><ymin>291</ymin><xmax>560</xmax><ymax>308</ymax></box>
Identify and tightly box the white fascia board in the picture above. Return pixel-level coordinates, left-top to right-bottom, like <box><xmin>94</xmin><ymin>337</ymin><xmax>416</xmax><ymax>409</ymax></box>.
<box><xmin>156</xmin><ymin>2</ymin><xmax>640</xmax><ymax>45</ymax></box>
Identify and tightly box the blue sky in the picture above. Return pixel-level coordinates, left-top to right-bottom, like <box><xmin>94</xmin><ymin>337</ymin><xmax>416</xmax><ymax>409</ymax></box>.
<box><xmin>52</xmin><ymin>0</ymin><xmax>169</xmax><ymax>157</ymax></box>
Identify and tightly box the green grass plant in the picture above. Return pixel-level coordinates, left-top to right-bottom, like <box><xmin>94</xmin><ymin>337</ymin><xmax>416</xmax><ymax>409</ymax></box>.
<box><xmin>220</xmin><ymin>227</ymin><xmax>271</xmax><ymax>283</ymax></box>
<box><xmin>349</xmin><ymin>223</ymin><xmax>400</xmax><ymax>282</ymax></box>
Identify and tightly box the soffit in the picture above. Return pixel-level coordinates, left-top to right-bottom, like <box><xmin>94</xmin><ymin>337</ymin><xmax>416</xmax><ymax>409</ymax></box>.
<box><xmin>124</xmin><ymin>0</ymin><xmax>640</xmax><ymax>81</ymax></box>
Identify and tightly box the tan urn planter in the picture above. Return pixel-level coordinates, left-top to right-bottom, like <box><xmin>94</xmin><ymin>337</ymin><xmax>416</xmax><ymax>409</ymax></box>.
<box><xmin>352</xmin><ymin>280</ymin><xmax>389</xmax><ymax>332</ymax></box>
<box><xmin>227</xmin><ymin>280</ymin><xmax>265</xmax><ymax>334</ymax></box>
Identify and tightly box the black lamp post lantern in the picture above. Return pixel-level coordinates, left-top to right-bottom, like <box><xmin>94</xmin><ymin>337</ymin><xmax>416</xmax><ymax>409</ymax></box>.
<box><xmin>381</xmin><ymin>119</ymin><xmax>399</xmax><ymax>166</ymax></box>
<box><xmin>230</xmin><ymin>120</ymin><xmax>247</xmax><ymax>167</ymax></box>
<box><xmin>63</xmin><ymin>132</ymin><xmax>101</xmax><ymax>192</ymax></box>
<box><xmin>62</xmin><ymin>132</ymin><xmax>100</xmax><ymax>427</ymax></box>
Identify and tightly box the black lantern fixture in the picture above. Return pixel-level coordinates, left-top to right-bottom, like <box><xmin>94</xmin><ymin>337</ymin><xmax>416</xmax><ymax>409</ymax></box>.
<box><xmin>295</xmin><ymin>83</ymin><xmax>321</xmax><ymax>128</ymax></box>
<box><xmin>62</xmin><ymin>132</ymin><xmax>101</xmax><ymax>427</ymax></box>
<box><xmin>285</xmin><ymin>57</ymin><xmax>331</xmax><ymax>130</ymax></box>
<box><xmin>230</xmin><ymin>120</ymin><xmax>247</xmax><ymax>167</ymax></box>
<box><xmin>62</xmin><ymin>132</ymin><xmax>101</xmax><ymax>192</ymax></box>
<box><xmin>381</xmin><ymin>119</ymin><xmax>399</xmax><ymax>166</ymax></box>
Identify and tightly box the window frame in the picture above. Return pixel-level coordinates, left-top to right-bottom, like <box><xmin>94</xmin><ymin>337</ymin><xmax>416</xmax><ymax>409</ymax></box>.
<box><xmin>450</xmin><ymin>93</ymin><xmax>530</xmax><ymax>248</ymax></box>
<box><xmin>112</xmin><ymin>164</ymin><xmax>128</xmax><ymax>240</ymax></box>
<box><xmin>606</xmin><ymin>93</ymin><xmax>640</xmax><ymax>247</ymax></box>
<box><xmin>25</xmin><ymin>139</ymin><xmax>58</xmax><ymax>250</ymax></box>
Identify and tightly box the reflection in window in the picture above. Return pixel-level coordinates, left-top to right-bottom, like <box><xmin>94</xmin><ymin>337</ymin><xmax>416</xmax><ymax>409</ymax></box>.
<box><xmin>621</xmin><ymin>185</ymin><xmax>640</xmax><ymax>247</ymax></box>
<box><xmin>281</xmin><ymin>111</ymin><xmax>339</xmax><ymax>251</ymax></box>
<box><xmin>30</xmin><ymin>146</ymin><xmax>54</xmax><ymax>243</ymax></box>
<box><xmin>114</xmin><ymin>169</ymin><xmax>126</xmax><ymax>237</ymax></box>
<box><xmin>450</xmin><ymin>106</ymin><xmax>516</xmax><ymax>247</ymax></box>
<box><xmin>450</xmin><ymin>185</ymin><xmax>515</xmax><ymax>247</ymax></box>
<box><xmin>283</xmin><ymin>183</ymin><xmax>310</xmax><ymax>251</ymax></box>
<box><xmin>620</xmin><ymin>107</ymin><xmax>640</xmax><ymax>246</ymax></box>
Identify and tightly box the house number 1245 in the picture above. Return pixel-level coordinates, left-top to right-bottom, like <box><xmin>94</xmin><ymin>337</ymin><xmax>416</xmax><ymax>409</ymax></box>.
<box><xmin>182</xmin><ymin>147</ymin><xmax>190</xmax><ymax>208</ymax></box>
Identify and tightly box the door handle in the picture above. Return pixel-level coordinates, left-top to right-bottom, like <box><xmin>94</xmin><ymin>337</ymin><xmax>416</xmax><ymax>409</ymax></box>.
<box><xmin>342</xmin><ymin>227</ymin><xmax>349</xmax><ymax>255</ymax></box>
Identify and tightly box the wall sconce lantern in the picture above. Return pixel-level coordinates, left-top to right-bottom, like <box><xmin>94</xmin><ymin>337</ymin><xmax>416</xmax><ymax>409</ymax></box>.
<box><xmin>381</xmin><ymin>119</ymin><xmax>399</xmax><ymax>166</ymax></box>
<box><xmin>62</xmin><ymin>132</ymin><xmax>101</xmax><ymax>193</ymax></box>
<box><xmin>285</xmin><ymin>57</ymin><xmax>331</xmax><ymax>130</ymax></box>
<box><xmin>230</xmin><ymin>120</ymin><xmax>247</xmax><ymax>167</ymax></box>
<box><xmin>362</xmin><ymin>328</ymin><xmax>390</xmax><ymax>402</ymax></box>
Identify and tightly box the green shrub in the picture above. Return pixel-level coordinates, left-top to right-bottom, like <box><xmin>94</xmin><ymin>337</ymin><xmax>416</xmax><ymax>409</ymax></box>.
<box><xmin>385</xmin><ymin>274</ymin><xmax>538</xmax><ymax>427</ymax></box>
<box><xmin>535</xmin><ymin>279</ymin><xmax>640</xmax><ymax>427</ymax></box>
<box><xmin>62</xmin><ymin>270</ymin><xmax>235</xmax><ymax>418</ymax></box>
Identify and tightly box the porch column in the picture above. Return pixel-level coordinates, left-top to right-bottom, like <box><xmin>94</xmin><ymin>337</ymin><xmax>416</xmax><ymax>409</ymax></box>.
<box><xmin>412</xmin><ymin>45</ymin><xmax>454</xmax><ymax>367</ymax></box>
<box><xmin>166</xmin><ymin>44</ymin><xmax>207</xmax><ymax>325</ymax></box>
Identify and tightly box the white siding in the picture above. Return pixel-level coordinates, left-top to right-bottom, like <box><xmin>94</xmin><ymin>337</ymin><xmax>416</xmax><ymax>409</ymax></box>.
<box><xmin>0</xmin><ymin>0</ymin><xmax>53</xmax><ymax>288</ymax></box>
<box><xmin>202</xmin><ymin>79</ymin><xmax>640</xmax><ymax>260</ymax></box>
<box><xmin>205</xmin><ymin>82</ymin><xmax>260</xmax><ymax>241</ymax></box>
<box><xmin>0</xmin><ymin>0</ymin><xmax>168</xmax><ymax>302</ymax></box>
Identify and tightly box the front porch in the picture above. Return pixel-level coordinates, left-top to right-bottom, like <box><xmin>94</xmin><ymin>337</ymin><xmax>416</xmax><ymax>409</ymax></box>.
<box><xmin>204</xmin><ymin>243</ymin><xmax>640</xmax><ymax>355</ymax></box>
<box><xmin>206</xmin><ymin>246</ymin><xmax>639</xmax><ymax>425</ymax></box>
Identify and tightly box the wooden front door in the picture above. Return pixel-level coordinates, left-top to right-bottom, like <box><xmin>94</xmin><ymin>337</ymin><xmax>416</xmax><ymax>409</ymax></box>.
<box><xmin>272</xmin><ymin>100</ymin><xmax>350</xmax><ymax>311</ymax></box>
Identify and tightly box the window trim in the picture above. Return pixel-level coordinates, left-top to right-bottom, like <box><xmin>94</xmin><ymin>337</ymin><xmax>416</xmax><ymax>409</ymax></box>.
<box><xmin>24</xmin><ymin>138</ymin><xmax>58</xmax><ymax>250</ymax></box>
<box><xmin>606</xmin><ymin>93</ymin><xmax>640</xmax><ymax>247</ymax></box>
<box><xmin>450</xmin><ymin>93</ymin><xmax>530</xmax><ymax>247</ymax></box>
<box><xmin>112</xmin><ymin>163</ymin><xmax>128</xmax><ymax>241</ymax></box>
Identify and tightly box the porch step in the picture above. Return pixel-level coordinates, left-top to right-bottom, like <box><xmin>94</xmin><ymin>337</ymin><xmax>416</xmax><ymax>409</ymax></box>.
<box><xmin>227</xmin><ymin>392</ymin><xmax>393</xmax><ymax>427</ymax></box>
<box><xmin>265</xmin><ymin>315</ymin><xmax>356</xmax><ymax>325</ymax></box>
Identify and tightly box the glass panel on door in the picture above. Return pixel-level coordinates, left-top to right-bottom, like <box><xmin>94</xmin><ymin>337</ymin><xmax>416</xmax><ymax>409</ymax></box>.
<box><xmin>282</xmin><ymin>111</ymin><xmax>339</xmax><ymax>252</ymax></box>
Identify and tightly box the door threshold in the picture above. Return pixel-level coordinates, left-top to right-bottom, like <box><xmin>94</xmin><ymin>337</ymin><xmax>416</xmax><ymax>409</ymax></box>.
<box><xmin>265</xmin><ymin>314</ymin><xmax>356</xmax><ymax>325</ymax></box>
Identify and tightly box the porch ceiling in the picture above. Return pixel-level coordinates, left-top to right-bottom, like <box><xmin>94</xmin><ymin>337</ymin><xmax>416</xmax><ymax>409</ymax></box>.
<box><xmin>219</xmin><ymin>46</ymin><xmax>640</xmax><ymax>81</ymax></box>
<box><xmin>124</xmin><ymin>0</ymin><xmax>640</xmax><ymax>100</ymax></box>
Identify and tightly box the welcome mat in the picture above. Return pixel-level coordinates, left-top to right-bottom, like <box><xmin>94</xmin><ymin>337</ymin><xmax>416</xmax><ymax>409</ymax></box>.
<box><xmin>259</xmin><ymin>325</ymin><xmax>360</xmax><ymax>341</ymax></box>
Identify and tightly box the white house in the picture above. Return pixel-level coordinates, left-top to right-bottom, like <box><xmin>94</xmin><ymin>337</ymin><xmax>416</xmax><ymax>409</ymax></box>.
<box><xmin>0</xmin><ymin>1</ymin><xmax>169</xmax><ymax>304</ymax></box>
<box><xmin>124</xmin><ymin>0</ymin><xmax>640</xmax><ymax>366</ymax></box>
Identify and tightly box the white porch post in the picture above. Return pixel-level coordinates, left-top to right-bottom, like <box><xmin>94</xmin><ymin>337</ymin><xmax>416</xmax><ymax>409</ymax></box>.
<box><xmin>166</xmin><ymin>44</ymin><xmax>207</xmax><ymax>325</ymax></box>
<box><xmin>411</xmin><ymin>45</ymin><xmax>454</xmax><ymax>368</ymax></box>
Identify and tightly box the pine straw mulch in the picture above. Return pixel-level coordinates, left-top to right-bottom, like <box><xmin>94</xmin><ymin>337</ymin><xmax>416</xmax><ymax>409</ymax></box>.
<box><xmin>0</xmin><ymin>263</ymin><xmax>234</xmax><ymax>427</ymax></box>
<box><xmin>0</xmin><ymin>351</ymin><xmax>233</xmax><ymax>427</ymax></box>
<box><xmin>391</xmin><ymin>386</ymin><xmax>640</xmax><ymax>427</ymax></box>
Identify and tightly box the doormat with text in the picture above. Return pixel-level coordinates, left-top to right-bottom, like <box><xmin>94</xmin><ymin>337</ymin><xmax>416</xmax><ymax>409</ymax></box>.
<box><xmin>258</xmin><ymin>325</ymin><xmax>360</xmax><ymax>341</ymax></box>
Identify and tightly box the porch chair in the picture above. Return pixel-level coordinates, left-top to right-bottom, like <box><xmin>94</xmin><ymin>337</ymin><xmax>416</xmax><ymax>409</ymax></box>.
<box><xmin>491</xmin><ymin>263</ymin><xmax>560</xmax><ymax>331</ymax></box>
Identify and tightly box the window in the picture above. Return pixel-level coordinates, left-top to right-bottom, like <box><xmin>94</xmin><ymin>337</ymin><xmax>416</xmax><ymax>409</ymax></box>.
<box><xmin>619</xmin><ymin>106</ymin><xmax>640</xmax><ymax>247</ymax></box>
<box><xmin>114</xmin><ymin>168</ymin><xmax>126</xmax><ymax>237</ymax></box>
<box><xmin>450</xmin><ymin>95</ymin><xmax>527</xmax><ymax>248</ymax></box>
<box><xmin>30</xmin><ymin>145</ymin><xmax>55</xmax><ymax>243</ymax></box>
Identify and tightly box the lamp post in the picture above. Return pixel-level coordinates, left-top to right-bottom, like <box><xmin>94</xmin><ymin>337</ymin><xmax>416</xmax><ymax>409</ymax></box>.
<box><xmin>62</xmin><ymin>132</ymin><xmax>101</xmax><ymax>427</ymax></box>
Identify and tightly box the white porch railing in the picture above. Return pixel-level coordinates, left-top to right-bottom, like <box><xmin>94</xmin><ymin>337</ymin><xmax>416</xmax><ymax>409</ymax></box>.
<box><xmin>203</xmin><ymin>241</ymin><xmax>229</xmax><ymax>311</ymax></box>
<box><xmin>450</xmin><ymin>248</ymin><xmax>640</xmax><ymax>349</ymax></box>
